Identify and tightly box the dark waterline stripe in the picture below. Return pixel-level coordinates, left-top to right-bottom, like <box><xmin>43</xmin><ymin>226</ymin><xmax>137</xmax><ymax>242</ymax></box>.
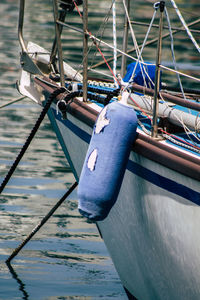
<box><xmin>54</xmin><ymin>111</ymin><xmax>200</xmax><ymax>205</ymax></box>
<box><xmin>53</xmin><ymin>108</ymin><xmax>91</xmax><ymax>143</ymax></box>
<box><xmin>127</xmin><ymin>160</ymin><xmax>200</xmax><ymax>205</ymax></box>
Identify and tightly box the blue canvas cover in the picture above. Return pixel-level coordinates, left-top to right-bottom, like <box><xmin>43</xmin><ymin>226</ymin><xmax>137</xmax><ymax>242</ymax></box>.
<box><xmin>123</xmin><ymin>62</ymin><xmax>157</xmax><ymax>88</ymax></box>
<box><xmin>78</xmin><ymin>101</ymin><xmax>138</xmax><ymax>221</ymax></box>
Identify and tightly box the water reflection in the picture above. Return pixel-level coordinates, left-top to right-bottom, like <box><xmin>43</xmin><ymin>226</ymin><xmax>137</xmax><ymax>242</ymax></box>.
<box><xmin>6</xmin><ymin>262</ymin><xmax>29</xmax><ymax>300</ymax></box>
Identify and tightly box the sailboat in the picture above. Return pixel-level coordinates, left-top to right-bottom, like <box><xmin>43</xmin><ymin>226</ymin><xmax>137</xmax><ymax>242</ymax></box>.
<box><xmin>16</xmin><ymin>0</ymin><xmax>200</xmax><ymax>299</ymax></box>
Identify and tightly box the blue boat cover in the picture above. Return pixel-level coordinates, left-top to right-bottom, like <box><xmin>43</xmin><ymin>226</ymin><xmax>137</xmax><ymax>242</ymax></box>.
<box><xmin>78</xmin><ymin>101</ymin><xmax>138</xmax><ymax>221</ymax></box>
<box><xmin>123</xmin><ymin>62</ymin><xmax>156</xmax><ymax>88</ymax></box>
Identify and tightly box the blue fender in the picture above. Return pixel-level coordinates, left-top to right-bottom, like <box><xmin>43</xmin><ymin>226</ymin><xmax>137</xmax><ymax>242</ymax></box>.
<box><xmin>78</xmin><ymin>101</ymin><xmax>138</xmax><ymax>221</ymax></box>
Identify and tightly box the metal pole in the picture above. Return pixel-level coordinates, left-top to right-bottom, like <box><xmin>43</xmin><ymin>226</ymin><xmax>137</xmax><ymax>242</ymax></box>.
<box><xmin>6</xmin><ymin>182</ymin><xmax>78</xmax><ymax>263</ymax></box>
<box><xmin>18</xmin><ymin>0</ymin><xmax>27</xmax><ymax>52</ymax></box>
<box><xmin>151</xmin><ymin>1</ymin><xmax>165</xmax><ymax>138</ymax></box>
<box><xmin>83</xmin><ymin>0</ymin><xmax>88</xmax><ymax>102</ymax></box>
<box><xmin>121</xmin><ymin>0</ymin><xmax>130</xmax><ymax>77</ymax></box>
<box><xmin>50</xmin><ymin>9</ymin><xmax>67</xmax><ymax>66</ymax></box>
<box><xmin>52</xmin><ymin>0</ymin><xmax>65</xmax><ymax>86</ymax></box>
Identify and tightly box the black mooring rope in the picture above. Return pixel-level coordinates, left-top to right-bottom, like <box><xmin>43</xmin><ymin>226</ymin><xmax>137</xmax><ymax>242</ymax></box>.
<box><xmin>6</xmin><ymin>181</ymin><xmax>78</xmax><ymax>263</ymax></box>
<box><xmin>0</xmin><ymin>87</ymin><xmax>66</xmax><ymax>194</ymax></box>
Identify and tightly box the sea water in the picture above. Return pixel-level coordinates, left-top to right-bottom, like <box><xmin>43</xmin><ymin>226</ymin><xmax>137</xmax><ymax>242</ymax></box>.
<box><xmin>0</xmin><ymin>0</ymin><xmax>199</xmax><ymax>299</ymax></box>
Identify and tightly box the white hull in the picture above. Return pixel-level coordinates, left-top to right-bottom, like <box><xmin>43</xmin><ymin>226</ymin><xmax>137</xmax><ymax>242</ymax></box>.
<box><xmin>48</xmin><ymin>102</ymin><xmax>200</xmax><ymax>300</ymax></box>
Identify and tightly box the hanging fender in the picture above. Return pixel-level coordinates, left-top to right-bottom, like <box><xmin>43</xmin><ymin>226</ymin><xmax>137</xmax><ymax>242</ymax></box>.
<box><xmin>78</xmin><ymin>100</ymin><xmax>138</xmax><ymax>221</ymax></box>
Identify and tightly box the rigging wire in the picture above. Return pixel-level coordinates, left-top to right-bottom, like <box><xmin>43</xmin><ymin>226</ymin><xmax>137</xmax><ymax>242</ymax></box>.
<box><xmin>164</xmin><ymin>6</ymin><xmax>186</xmax><ymax>100</ymax></box>
<box><xmin>127</xmin><ymin>92</ymin><xmax>200</xmax><ymax>153</ymax></box>
<box><xmin>87</xmin><ymin>0</ymin><xmax>115</xmax><ymax>71</ymax></box>
<box><xmin>128</xmin><ymin>2</ymin><xmax>158</xmax><ymax>87</ymax></box>
<box><xmin>62</xmin><ymin>1</ymin><xmax>200</xmax><ymax>153</ymax></box>
<box><xmin>170</xmin><ymin>0</ymin><xmax>200</xmax><ymax>53</ymax></box>
<box><xmin>72</xmin><ymin>0</ymin><xmax>200</xmax><ymax>84</ymax></box>
<box><xmin>72</xmin><ymin>0</ymin><xmax>120</xmax><ymax>85</ymax></box>
<box><xmin>122</xmin><ymin>0</ymin><xmax>148</xmax><ymax>88</ymax></box>
<box><xmin>112</xmin><ymin>0</ymin><xmax>118</xmax><ymax>87</ymax></box>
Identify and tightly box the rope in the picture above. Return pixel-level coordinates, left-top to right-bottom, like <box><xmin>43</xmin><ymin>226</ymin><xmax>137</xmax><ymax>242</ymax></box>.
<box><xmin>127</xmin><ymin>91</ymin><xmax>200</xmax><ymax>152</ymax></box>
<box><xmin>161</xmin><ymin>130</ymin><xmax>200</xmax><ymax>154</ymax></box>
<box><xmin>122</xmin><ymin>0</ymin><xmax>147</xmax><ymax>85</ymax></box>
<box><xmin>72</xmin><ymin>0</ymin><xmax>120</xmax><ymax>85</ymax></box>
<box><xmin>170</xmin><ymin>0</ymin><xmax>200</xmax><ymax>53</ymax></box>
<box><xmin>0</xmin><ymin>87</ymin><xmax>66</xmax><ymax>194</ymax></box>
<box><xmin>112</xmin><ymin>0</ymin><xmax>118</xmax><ymax>87</ymax></box>
<box><xmin>160</xmin><ymin>65</ymin><xmax>200</xmax><ymax>83</ymax></box>
<box><xmin>164</xmin><ymin>7</ymin><xmax>186</xmax><ymax>100</ymax></box>
<box><xmin>6</xmin><ymin>181</ymin><xmax>78</xmax><ymax>263</ymax></box>
<box><xmin>129</xmin><ymin>5</ymin><xmax>158</xmax><ymax>87</ymax></box>
<box><xmin>0</xmin><ymin>96</ymin><xmax>26</xmax><ymax>109</ymax></box>
<box><xmin>57</xmin><ymin>86</ymin><xmax>120</xmax><ymax>106</ymax></box>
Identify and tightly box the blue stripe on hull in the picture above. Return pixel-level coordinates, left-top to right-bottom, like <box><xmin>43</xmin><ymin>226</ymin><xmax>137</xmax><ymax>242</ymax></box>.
<box><xmin>53</xmin><ymin>109</ymin><xmax>91</xmax><ymax>143</ymax></box>
<box><xmin>54</xmin><ymin>110</ymin><xmax>200</xmax><ymax>205</ymax></box>
<box><xmin>127</xmin><ymin>160</ymin><xmax>200</xmax><ymax>205</ymax></box>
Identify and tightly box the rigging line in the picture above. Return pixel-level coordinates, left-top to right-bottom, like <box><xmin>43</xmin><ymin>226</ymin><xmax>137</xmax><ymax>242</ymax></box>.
<box><xmin>89</xmin><ymin>17</ymin><xmax>200</xmax><ymax>71</ymax></box>
<box><xmin>157</xmin><ymin>93</ymin><xmax>200</xmax><ymax>149</ymax></box>
<box><xmin>179</xmin><ymin>114</ymin><xmax>200</xmax><ymax>145</ymax></box>
<box><xmin>0</xmin><ymin>96</ymin><xmax>26</xmax><ymax>109</ymax></box>
<box><xmin>122</xmin><ymin>0</ymin><xmax>139</xmax><ymax>57</ymax></box>
<box><xmin>128</xmin><ymin>93</ymin><xmax>153</xmax><ymax>122</ymax></box>
<box><xmin>164</xmin><ymin>7</ymin><xmax>186</xmax><ymax>100</ymax></box>
<box><xmin>129</xmin><ymin>88</ymin><xmax>200</xmax><ymax>148</ymax></box>
<box><xmin>160</xmin><ymin>129</ymin><xmax>200</xmax><ymax>153</ymax></box>
<box><xmin>170</xmin><ymin>0</ymin><xmax>200</xmax><ymax>53</ymax></box>
<box><xmin>73</xmin><ymin>0</ymin><xmax>120</xmax><ymax>84</ymax></box>
<box><xmin>87</xmin><ymin>0</ymin><xmax>115</xmax><ymax>70</ymax></box>
<box><xmin>88</xmin><ymin>34</ymin><xmax>151</xmax><ymax>64</ymax></box>
<box><xmin>92</xmin><ymin>39</ymin><xmax>120</xmax><ymax>85</ymax></box>
<box><xmin>72</xmin><ymin>2</ymin><xmax>199</xmax><ymax>84</ymax></box>
<box><xmin>159</xmin><ymin>91</ymin><xmax>200</xmax><ymax>144</ymax></box>
<box><xmin>129</xmin><ymin>5</ymin><xmax>158</xmax><ymax>87</ymax></box>
<box><xmin>122</xmin><ymin>0</ymin><xmax>148</xmax><ymax>86</ymax></box>
<box><xmin>112</xmin><ymin>0</ymin><xmax>118</xmax><ymax>87</ymax></box>
<box><xmin>88</xmin><ymin>68</ymin><xmax>114</xmax><ymax>78</ymax></box>
<box><xmin>128</xmin><ymin>91</ymin><xmax>200</xmax><ymax>151</ymax></box>
<box><xmin>72</xmin><ymin>0</ymin><xmax>118</xmax><ymax>83</ymax></box>
<box><xmin>141</xmin><ymin>0</ymin><xmax>200</xmax><ymax>18</ymax></box>
<box><xmin>160</xmin><ymin>65</ymin><xmax>200</xmax><ymax>83</ymax></box>
<box><xmin>130</xmin><ymin>21</ymin><xmax>200</xmax><ymax>34</ymax></box>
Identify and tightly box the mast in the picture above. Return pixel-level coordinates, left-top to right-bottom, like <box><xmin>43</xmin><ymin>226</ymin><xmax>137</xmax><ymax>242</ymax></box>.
<box><xmin>83</xmin><ymin>0</ymin><xmax>88</xmax><ymax>102</ymax></box>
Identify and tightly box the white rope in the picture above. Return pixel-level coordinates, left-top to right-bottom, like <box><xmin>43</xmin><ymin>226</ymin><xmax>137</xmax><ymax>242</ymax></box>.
<box><xmin>88</xmin><ymin>68</ymin><xmax>114</xmax><ymax>78</ymax></box>
<box><xmin>160</xmin><ymin>65</ymin><xmax>200</xmax><ymax>83</ymax></box>
<box><xmin>89</xmin><ymin>33</ymin><xmax>150</xmax><ymax>64</ymax></box>
<box><xmin>122</xmin><ymin>0</ymin><xmax>147</xmax><ymax>86</ymax></box>
<box><xmin>170</xmin><ymin>0</ymin><xmax>200</xmax><ymax>53</ymax></box>
<box><xmin>112</xmin><ymin>0</ymin><xmax>118</xmax><ymax>87</ymax></box>
<box><xmin>164</xmin><ymin>7</ymin><xmax>186</xmax><ymax>100</ymax></box>
<box><xmin>89</xmin><ymin>34</ymin><xmax>200</xmax><ymax>83</ymax></box>
<box><xmin>129</xmin><ymin>8</ymin><xmax>158</xmax><ymax>86</ymax></box>
<box><xmin>90</xmin><ymin>30</ymin><xmax>200</xmax><ymax>83</ymax></box>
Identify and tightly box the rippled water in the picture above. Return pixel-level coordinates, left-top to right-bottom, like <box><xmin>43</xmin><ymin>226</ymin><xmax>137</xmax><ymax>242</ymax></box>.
<box><xmin>0</xmin><ymin>0</ymin><xmax>199</xmax><ymax>299</ymax></box>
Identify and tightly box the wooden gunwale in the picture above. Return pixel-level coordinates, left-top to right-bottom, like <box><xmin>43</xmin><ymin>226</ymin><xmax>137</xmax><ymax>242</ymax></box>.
<box><xmin>34</xmin><ymin>77</ymin><xmax>200</xmax><ymax>181</ymax></box>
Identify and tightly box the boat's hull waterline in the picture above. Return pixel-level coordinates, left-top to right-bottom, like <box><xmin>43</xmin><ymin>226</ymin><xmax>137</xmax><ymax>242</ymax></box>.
<box><xmin>43</xmin><ymin>92</ymin><xmax>200</xmax><ymax>300</ymax></box>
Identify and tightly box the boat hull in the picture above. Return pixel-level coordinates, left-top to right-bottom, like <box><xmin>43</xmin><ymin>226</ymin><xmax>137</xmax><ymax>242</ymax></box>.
<box><xmin>47</xmin><ymin>100</ymin><xmax>200</xmax><ymax>300</ymax></box>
